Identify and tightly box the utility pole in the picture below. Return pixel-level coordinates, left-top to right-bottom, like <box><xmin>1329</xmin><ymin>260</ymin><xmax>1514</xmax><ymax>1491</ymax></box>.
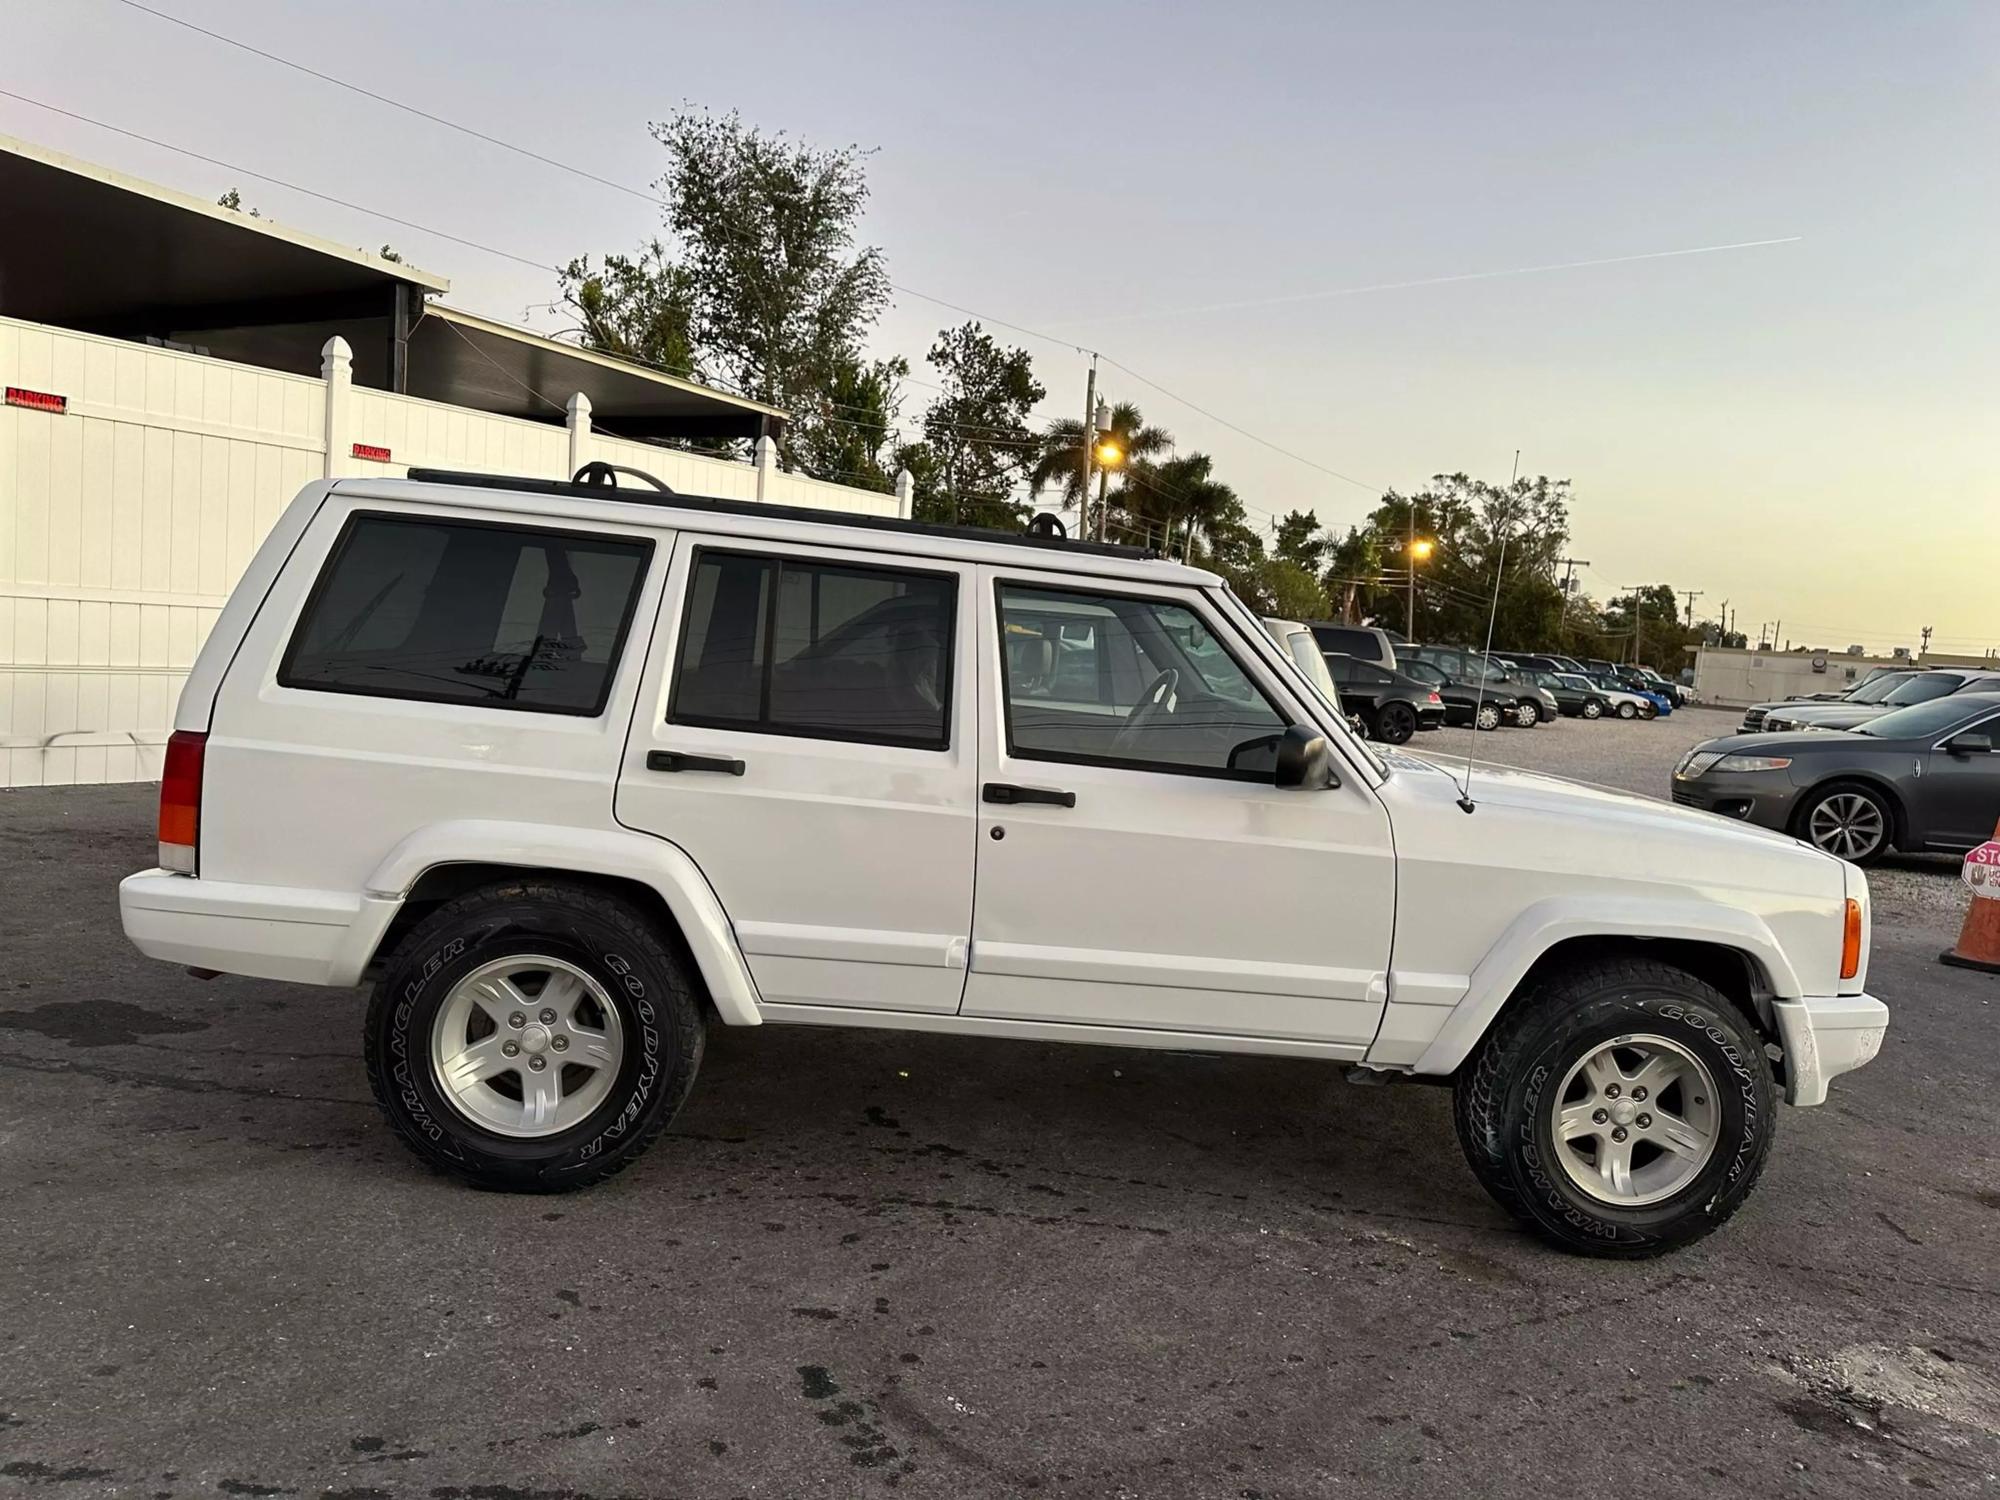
<box><xmin>1081</xmin><ymin>354</ymin><xmax>1100</xmax><ymax>541</ymax></box>
<box><xmin>1921</xmin><ymin>624</ymin><xmax>1934</xmax><ymax>660</ymax></box>
<box><xmin>1633</xmin><ymin>590</ymin><xmax>1643</xmax><ymax>666</ymax></box>
<box><xmin>1681</xmin><ymin>589</ymin><xmax>1704</xmax><ymax>627</ymax></box>
<box><xmin>1406</xmin><ymin>502</ymin><xmax>1417</xmax><ymax>641</ymax></box>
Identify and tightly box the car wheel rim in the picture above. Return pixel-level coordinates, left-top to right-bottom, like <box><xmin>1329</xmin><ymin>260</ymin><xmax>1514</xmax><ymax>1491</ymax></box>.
<box><xmin>1619</xmin><ymin>704</ymin><xmax>1635</xmax><ymax>718</ymax></box>
<box><xmin>1584</xmin><ymin>702</ymin><xmax>1601</xmax><ymax>718</ymax></box>
<box><xmin>1808</xmin><ymin>793</ymin><xmax>1886</xmax><ymax>860</ymax></box>
<box><xmin>1517</xmin><ymin>705</ymin><xmax>1536</xmax><ymax>725</ymax></box>
<box><xmin>430</xmin><ymin>954</ymin><xmax>625</xmax><ymax>1138</ymax></box>
<box><xmin>1552</xmin><ymin>1034</ymin><xmax>1720</xmax><ymax>1207</ymax></box>
<box><xmin>1477</xmin><ymin>707</ymin><xmax>1499</xmax><ymax>730</ymax></box>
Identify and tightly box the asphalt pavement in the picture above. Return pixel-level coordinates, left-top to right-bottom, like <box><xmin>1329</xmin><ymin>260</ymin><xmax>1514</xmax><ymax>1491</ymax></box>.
<box><xmin>1</xmin><ymin>764</ymin><xmax>1996</xmax><ymax>1499</ymax></box>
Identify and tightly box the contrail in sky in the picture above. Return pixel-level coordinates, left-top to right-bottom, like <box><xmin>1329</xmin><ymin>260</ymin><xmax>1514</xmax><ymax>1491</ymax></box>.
<box><xmin>1064</xmin><ymin>236</ymin><xmax>1805</xmax><ymax>328</ymax></box>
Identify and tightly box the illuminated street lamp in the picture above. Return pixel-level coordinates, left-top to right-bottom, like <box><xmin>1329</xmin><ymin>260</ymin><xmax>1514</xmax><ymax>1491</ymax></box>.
<box><xmin>1094</xmin><ymin>436</ymin><xmax>1124</xmax><ymax>468</ymax></box>
<box><xmin>1403</xmin><ymin>529</ymin><xmax>1435</xmax><ymax>639</ymax></box>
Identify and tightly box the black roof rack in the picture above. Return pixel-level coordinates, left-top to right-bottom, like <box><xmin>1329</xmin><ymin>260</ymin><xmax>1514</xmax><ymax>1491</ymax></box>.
<box><xmin>396</xmin><ymin>466</ymin><xmax>1159</xmax><ymax>561</ymax></box>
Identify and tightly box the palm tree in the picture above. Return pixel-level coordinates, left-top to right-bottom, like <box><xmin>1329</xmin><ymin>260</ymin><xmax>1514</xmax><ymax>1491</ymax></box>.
<box><xmin>1028</xmin><ymin>401</ymin><xmax>1172</xmax><ymax>530</ymax></box>
<box><xmin>1121</xmin><ymin>452</ymin><xmax>1243</xmax><ymax>558</ymax></box>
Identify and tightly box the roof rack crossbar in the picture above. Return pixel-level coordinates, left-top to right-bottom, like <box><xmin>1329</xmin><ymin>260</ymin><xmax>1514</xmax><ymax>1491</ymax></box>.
<box><xmin>395</xmin><ymin>467</ymin><xmax>1159</xmax><ymax>560</ymax></box>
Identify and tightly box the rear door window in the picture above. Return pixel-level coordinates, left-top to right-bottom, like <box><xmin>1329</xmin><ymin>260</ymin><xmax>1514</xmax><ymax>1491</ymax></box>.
<box><xmin>670</xmin><ymin>550</ymin><xmax>955</xmax><ymax>749</ymax></box>
<box><xmin>280</xmin><ymin>513</ymin><xmax>650</xmax><ymax>715</ymax></box>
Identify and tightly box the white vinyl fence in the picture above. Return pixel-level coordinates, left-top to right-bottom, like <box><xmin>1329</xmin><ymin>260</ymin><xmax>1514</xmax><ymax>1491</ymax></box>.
<box><xmin>0</xmin><ymin>319</ymin><xmax>903</xmax><ymax>788</ymax></box>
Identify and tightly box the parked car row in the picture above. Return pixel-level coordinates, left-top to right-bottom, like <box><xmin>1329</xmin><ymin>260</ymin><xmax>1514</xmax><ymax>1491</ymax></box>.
<box><xmin>1293</xmin><ymin>624</ymin><xmax>1686</xmax><ymax>744</ymax></box>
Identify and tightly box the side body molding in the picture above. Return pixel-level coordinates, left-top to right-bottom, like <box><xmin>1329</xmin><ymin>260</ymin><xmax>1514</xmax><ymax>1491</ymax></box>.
<box><xmin>363</xmin><ymin>820</ymin><xmax>764</xmax><ymax>1026</ymax></box>
<box><xmin>1401</xmin><ymin>896</ymin><xmax>1801</xmax><ymax>1076</ymax></box>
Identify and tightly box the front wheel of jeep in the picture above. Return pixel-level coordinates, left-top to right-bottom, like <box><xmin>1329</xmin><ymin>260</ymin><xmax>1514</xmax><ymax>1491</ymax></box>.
<box><xmin>1451</xmin><ymin>958</ymin><xmax>1775</xmax><ymax>1257</ymax></box>
<box><xmin>364</xmin><ymin>880</ymin><xmax>705</xmax><ymax>1192</ymax></box>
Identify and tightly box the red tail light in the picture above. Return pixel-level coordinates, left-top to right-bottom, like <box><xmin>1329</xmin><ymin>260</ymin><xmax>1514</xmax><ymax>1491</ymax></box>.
<box><xmin>1427</xmin><ymin>691</ymin><xmax>1442</xmax><ymax>704</ymax></box>
<box><xmin>159</xmin><ymin>730</ymin><xmax>206</xmax><ymax>873</ymax></box>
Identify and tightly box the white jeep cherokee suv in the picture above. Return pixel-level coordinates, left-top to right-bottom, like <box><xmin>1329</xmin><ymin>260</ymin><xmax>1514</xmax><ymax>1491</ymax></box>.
<box><xmin>119</xmin><ymin>467</ymin><xmax>1887</xmax><ymax>1256</ymax></box>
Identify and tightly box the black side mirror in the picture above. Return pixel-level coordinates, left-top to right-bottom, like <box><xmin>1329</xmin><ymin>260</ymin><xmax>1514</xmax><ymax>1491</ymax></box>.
<box><xmin>1274</xmin><ymin>724</ymin><xmax>1336</xmax><ymax>790</ymax></box>
<box><xmin>1947</xmin><ymin>733</ymin><xmax>1993</xmax><ymax>757</ymax></box>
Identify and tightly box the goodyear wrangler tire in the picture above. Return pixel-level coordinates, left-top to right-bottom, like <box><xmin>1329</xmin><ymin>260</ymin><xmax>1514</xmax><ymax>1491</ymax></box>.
<box><xmin>364</xmin><ymin>880</ymin><xmax>704</xmax><ymax>1192</ymax></box>
<box><xmin>1451</xmin><ymin>958</ymin><xmax>1774</xmax><ymax>1257</ymax></box>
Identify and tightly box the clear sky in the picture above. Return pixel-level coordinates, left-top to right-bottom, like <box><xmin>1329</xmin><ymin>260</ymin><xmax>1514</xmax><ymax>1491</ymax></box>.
<box><xmin>7</xmin><ymin>1</ymin><xmax>1995</xmax><ymax>654</ymax></box>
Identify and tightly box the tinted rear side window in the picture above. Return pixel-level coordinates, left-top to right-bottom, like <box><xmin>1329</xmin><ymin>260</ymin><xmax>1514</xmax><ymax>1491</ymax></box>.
<box><xmin>281</xmin><ymin>514</ymin><xmax>649</xmax><ymax>714</ymax></box>
<box><xmin>670</xmin><ymin>550</ymin><xmax>954</xmax><ymax>749</ymax></box>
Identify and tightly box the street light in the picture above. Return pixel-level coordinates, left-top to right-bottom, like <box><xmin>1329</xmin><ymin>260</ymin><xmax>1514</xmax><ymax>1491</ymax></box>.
<box><xmin>1403</xmin><ymin>534</ymin><xmax>1434</xmax><ymax>639</ymax></box>
<box><xmin>1094</xmin><ymin>438</ymin><xmax>1124</xmax><ymax>468</ymax></box>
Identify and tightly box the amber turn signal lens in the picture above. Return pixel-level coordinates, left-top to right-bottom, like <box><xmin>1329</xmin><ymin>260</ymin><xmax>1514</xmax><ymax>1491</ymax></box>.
<box><xmin>1840</xmin><ymin>898</ymin><xmax>1863</xmax><ymax>980</ymax></box>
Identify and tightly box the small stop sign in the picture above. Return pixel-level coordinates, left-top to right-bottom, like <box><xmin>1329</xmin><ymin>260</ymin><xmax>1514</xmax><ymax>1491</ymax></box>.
<box><xmin>1965</xmin><ymin>841</ymin><xmax>2000</xmax><ymax>899</ymax></box>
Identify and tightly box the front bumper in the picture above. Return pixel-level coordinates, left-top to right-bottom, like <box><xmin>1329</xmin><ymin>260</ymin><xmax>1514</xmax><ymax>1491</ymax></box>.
<box><xmin>120</xmin><ymin>868</ymin><xmax>398</xmax><ymax>987</ymax></box>
<box><xmin>1773</xmin><ymin>993</ymin><xmax>1889</xmax><ymax>1106</ymax></box>
<box><xmin>1669</xmin><ymin>771</ymin><xmax>1803</xmax><ymax>831</ymax></box>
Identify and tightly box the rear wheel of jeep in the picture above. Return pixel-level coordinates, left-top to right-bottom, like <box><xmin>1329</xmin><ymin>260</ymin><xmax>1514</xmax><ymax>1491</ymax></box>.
<box><xmin>364</xmin><ymin>880</ymin><xmax>705</xmax><ymax>1192</ymax></box>
<box><xmin>1452</xmin><ymin>958</ymin><xmax>1774</xmax><ymax>1257</ymax></box>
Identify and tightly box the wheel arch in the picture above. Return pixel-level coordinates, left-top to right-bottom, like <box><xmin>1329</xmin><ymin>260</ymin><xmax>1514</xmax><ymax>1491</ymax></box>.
<box><xmin>1406</xmin><ymin>899</ymin><xmax>1798</xmax><ymax>1078</ymax></box>
<box><xmin>1788</xmin><ymin>773</ymin><xmax>1909</xmax><ymax>851</ymax></box>
<box><xmin>356</xmin><ymin>820</ymin><xmax>763</xmax><ymax>1026</ymax></box>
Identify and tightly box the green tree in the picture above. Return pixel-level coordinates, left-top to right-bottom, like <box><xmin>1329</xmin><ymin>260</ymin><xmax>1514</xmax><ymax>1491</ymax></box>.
<box><xmin>1123</xmin><ymin>452</ymin><xmax>1246</xmax><ymax>558</ymax></box>
<box><xmin>560</xmin><ymin>109</ymin><xmax>890</xmax><ymax>476</ymax></box>
<box><xmin>900</xmin><ymin>323</ymin><xmax>1045</xmax><ymax>529</ymax></box>
<box><xmin>1325</xmin><ymin>525</ymin><xmax>1388</xmax><ymax>624</ymax></box>
<box><xmin>1272</xmin><ymin>510</ymin><xmax>1330</xmax><ymax>574</ymax></box>
<box><xmin>1350</xmin><ymin>473</ymin><xmax>1574</xmax><ymax>646</ymax></box>
<box><xmin>787</xmin><ymin>355</ymin><xmax>908</xmax><ymax>493</ymax></box>
<box><xmin>557</xmin><ymin>241</ymin><xmax>699</xmax><ymax>381</ymax></box>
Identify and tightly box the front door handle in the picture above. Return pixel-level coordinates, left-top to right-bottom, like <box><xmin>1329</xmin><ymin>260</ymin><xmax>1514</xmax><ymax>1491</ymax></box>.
<box><xmin>983</xmin><ymin>781</ymin><xmax>1075</xmax><ymax>808</ymax></box>
<box><xmin>647</xmin><ymin>750</ymin><xmax>746</xmax><ymax>776</ymax></box>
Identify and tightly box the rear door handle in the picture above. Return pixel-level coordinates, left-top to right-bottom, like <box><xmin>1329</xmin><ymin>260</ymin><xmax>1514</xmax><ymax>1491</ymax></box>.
<box><xmin>982</xmin><ymin>781</ymin><xmax>1075</xmax><ymax>808</ymax></box>
<box><xmin>647</xmin><ymin>750</ymin><xmax>746</xmax><ymax>776</ymax></box>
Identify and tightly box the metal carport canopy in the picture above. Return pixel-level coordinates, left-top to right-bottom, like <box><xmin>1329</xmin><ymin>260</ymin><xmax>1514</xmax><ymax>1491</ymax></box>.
<box><xmin>410</xmin><ymin>305</ymin><xmax>786</xmax><ymax>442</ymax></box>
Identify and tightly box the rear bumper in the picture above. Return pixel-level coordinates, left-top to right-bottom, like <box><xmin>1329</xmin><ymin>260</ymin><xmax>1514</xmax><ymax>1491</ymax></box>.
<box><xmin>1772</xmin><ymin>993</ymin><xmax>1888</xmax><ymax>1106</ymax></box>
<box><xmin>119</xmin><ymin>868</ymin><xmax>398</xmax><ymax>987</ymax></box>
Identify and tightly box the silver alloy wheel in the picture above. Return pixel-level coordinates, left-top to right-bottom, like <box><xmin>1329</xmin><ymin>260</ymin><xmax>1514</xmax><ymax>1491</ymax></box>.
<box><xmin>430</xmin><ymin>955</ymin><xmax>625</xmax><ymax>1138</ymax></box>
<box><xmin>1551</xmin><ymin>1033</ymin><xmax>1719</xmax><ymax>1207</ymax></box>
<box><xmin>1807</xmin><ymin>791</ymin><xmax>1888</xmax><ymax>861</ymax></box>
<box><xmin>1476</xmin><ymin>704</ymin><xmax>1501</xmax><ymax>731</ymax></box>
<box><xmin>1617</xmin><ymin>702</ymin><xmax>1636</xmax><ymax>719</ymax></box>
<box><xmin>1515</xmin><ymin>702</ymin><xmax>1538</xmax><ymax>726</ymax></box>
<box><xmin>1583</xmin><ymin>699</ymin><xmax>1603</xmax><ymax>719</ymax></box>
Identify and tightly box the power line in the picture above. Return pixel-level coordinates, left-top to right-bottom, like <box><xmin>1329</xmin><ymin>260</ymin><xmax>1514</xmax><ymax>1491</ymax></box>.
<box><xmin>1099</xmin><ymin>356</ymin><xmax>1382</xmax><ymax>496</ymax></box>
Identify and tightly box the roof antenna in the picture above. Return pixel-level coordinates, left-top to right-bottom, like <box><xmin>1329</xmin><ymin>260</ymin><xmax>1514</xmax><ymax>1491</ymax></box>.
<box><xmin>1458</xmin><ymin>449</ymin><xmax>1520</xmax><ymax>814</ymax></box>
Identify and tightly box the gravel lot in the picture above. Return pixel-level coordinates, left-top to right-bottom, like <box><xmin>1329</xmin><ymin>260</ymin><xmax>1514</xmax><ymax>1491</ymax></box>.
<box><xmin>1</xmin><ymin>771</ymin><xmax>1996</xmax><ymax>1499</ymax></box>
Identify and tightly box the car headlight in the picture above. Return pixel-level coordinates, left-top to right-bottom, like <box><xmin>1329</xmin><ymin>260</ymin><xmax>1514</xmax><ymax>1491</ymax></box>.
<box><xmin>1714</xmin><ymin>754</ymin><xmax>1793</xmax><ymax>772</ymax></box>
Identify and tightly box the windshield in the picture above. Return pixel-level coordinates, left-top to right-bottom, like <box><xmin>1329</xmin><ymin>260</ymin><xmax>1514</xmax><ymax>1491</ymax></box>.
<box><xmin>1857</xmin><ymin>697</ymin><xmax>2000</xmax><ymax>740</ymax></box>
<box><xmin>1846</xmin><ymin>672</ymin><xmax>1912</xmax><ymax>703</ymax></box>
<box><xmin>1883</xmin><ymin>674</ymin><xmax>1963</xmax><ymax>707</ymax></box>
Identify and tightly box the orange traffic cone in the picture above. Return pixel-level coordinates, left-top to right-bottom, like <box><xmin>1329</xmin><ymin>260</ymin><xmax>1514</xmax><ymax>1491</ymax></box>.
<box><xmin>1941</xmin><ymin>817</ymin><xmax>2000</xmax><ymax>973</ymax></box>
